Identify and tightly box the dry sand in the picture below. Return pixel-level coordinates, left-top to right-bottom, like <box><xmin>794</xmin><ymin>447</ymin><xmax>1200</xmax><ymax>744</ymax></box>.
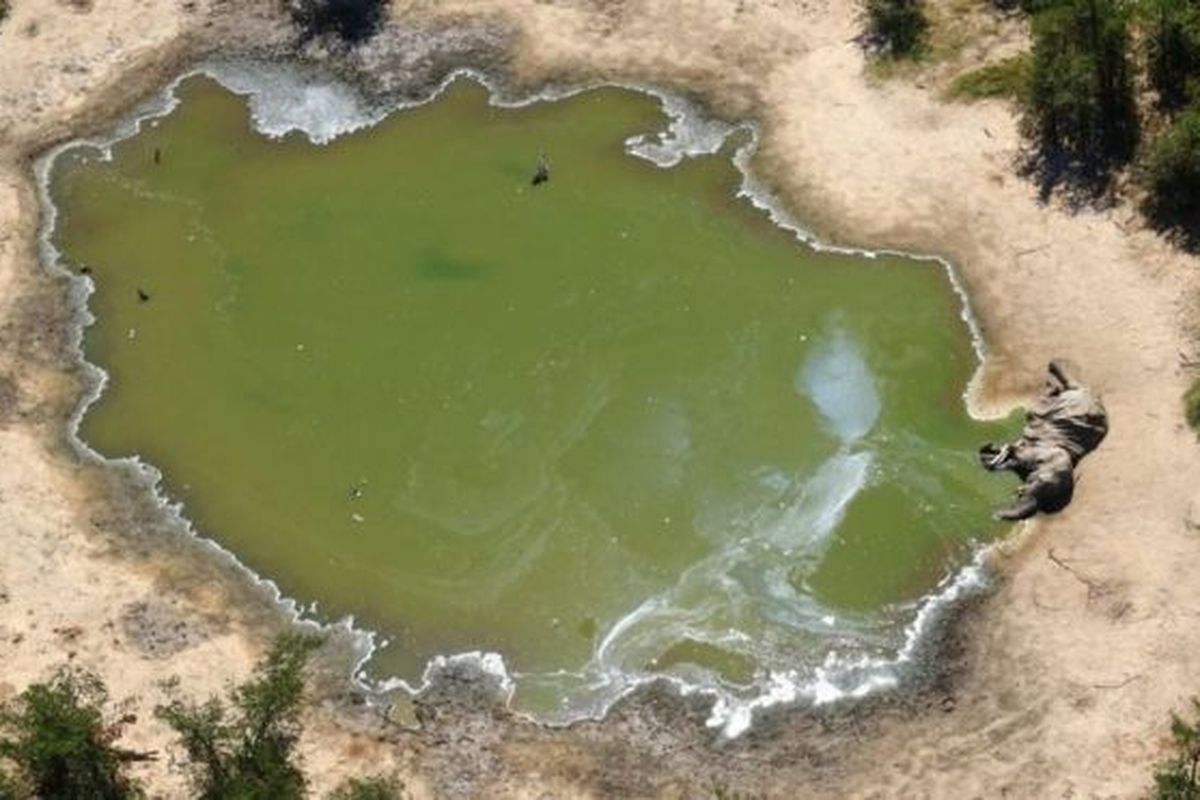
<box><xmin>1</xmin><ymin>0</ymin><xmax>1199</xmax><ymax>797</ymax></box>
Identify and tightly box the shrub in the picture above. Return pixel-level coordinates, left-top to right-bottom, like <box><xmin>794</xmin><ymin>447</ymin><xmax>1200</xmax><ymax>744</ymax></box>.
<box><xmin>864</xmin><ymin>0</ymin><xmax>928</xmax><ymax>57</ymax></box>
<box><xmin>1024</xmin><ymin>0</ymin><xmax>1138</xmax><ymax>180</ymax></box>
<box><xmin>1185</xmin><ymin>377</ymin><xmax>1200</xmax><ymax>431</ymax></box>
<box><xmin>0</xmin><ymin>668</ymin><xmax>145</xmax><ymax>799</ymax></box>
<box><xmin>1142</xmin><ymin>0</ymin><xmax>1200</xmax><ymax>111</ymax></box>
<box><xmin>286</xmin><ymin>0</ymin><xmax>388</xmax><ymax>44</ymax></box>
<box><xmin>156</xmin><ymin>634</ymin><xmax>321</xmax><ymax>800</ymax></box>
<box><xmin>327</xmin><ymin>774</ymin><xmax>407</xmax><ymax>800</ymax></box>
<box><xmin>1153</xmin><ymin>698</ymin><xmax>1200</xmax><ymax>798</ymax></box>
<box><xmin>1140</xmin><ymin>103</ymin><xmax>1200</xmax><ymax>242</ymax></box>
<box><xmin>948</xmin><ymin>55</ymin><xmax>1032</xmax><ymax>101</ymax></box>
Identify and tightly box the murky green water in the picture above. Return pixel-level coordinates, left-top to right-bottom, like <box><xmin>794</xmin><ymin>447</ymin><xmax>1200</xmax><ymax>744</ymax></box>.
<box><xmin>50</xmin><ymin>75</ymin><xmax>1016</xmax><ymax>723</ymax></box>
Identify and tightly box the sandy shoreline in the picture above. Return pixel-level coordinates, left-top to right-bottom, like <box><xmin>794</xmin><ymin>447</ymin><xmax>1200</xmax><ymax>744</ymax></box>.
<box><xmin>2</xmin><ymin>0</ymin><xmax>1200</xmax><ymax>797</ymax></box>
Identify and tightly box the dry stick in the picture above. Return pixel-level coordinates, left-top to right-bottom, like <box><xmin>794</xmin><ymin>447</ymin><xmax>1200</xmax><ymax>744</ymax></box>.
<box><xmin>1089</xmin><ymin>674</ymin><xmax>1142</xmax><ymax>690</ymax></box>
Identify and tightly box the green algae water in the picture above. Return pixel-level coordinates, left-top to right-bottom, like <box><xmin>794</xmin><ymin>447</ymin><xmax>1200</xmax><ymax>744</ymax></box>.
<box><xmin>49</xmin><ymin>72</ymin><xmax>1016</xmax><ymax>730</ymax></box>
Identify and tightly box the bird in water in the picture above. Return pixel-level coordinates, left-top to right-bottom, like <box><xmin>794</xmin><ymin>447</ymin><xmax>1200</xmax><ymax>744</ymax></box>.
<box><xmin>531</xmin><ymin>152</ymin><xmax>550</xmax><ymax>187</ymax></box>
<box><xmin>137</xmin><ymin>288</ymin><xmax>151</xmax><ymax>303</ymax></box>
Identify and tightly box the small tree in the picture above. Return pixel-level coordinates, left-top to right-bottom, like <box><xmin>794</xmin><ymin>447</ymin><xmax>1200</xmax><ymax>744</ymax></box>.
<box><xmin>1142</xmin><ymin>0</ymin><xmax>1200</xmax><ymax>111</ymax></box>
<box><xmin>864</xmin><ymin>0</ymin><xmax>928</xmax><ymax>57</ymax></box>
<box><xmin>1024</xmin><ymin>0</ymin><xmax>1138</xmax><ymax>182</ymax></box>
<box><xmin>1140</xmin><ymin>103</ymin><xmax>1200</xmax><ymax>241</ymax></box>
<box><xmin>156</xmin><ymin>634</ymin><xmax>321</xmax><ymax>800</ymax></box>
<box><xmin>0</xmin><ymin>668</ymin><xmax>146</xmax><ymax>799</ymax></box>
<box><xmin>1154</xmin><ymin>698</ymin><xmax>1200</xmax><ymax>799</ymax></box>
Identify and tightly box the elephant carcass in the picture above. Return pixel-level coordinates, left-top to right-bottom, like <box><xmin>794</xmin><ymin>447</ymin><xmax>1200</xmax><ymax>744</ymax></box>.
<box><xmin>978</xmin><ymin>361</ymin><xmax>1108</xmax><ymax>521</ymax></box>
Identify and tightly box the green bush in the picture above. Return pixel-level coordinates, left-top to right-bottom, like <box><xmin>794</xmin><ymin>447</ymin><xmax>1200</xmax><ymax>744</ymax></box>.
<box><xmin>286</xmin><ymin>0</ymin><xmax>388</xmax><ymax>44</ymax></box>
<box><xmin>0</xmin><ymin>668</ymin><xmax>145</xmax><ymax>799</ymax></box>
<box><xmin>864</xmin><ymin>0</ymin><xmax>928</xmax><ymax>57</ymax></box>
<box><xmin>948</xmin><ymin>55</ymin><xmax>1032</xmax><ymax>100</ymax></box>
<box><xmin>0</xmin><ymin>0</ymin><xmax>9</xmax><ymax>24</ymax></box>
<box><xmin>1154</xmin><ymin>698</ymin><xmax>1200</xmax><ymax>798</ymax></box>
<box><xmin>1140</xmin><ymin>103</ymin><xmax>1200</xmax><ymax>241</ymax></box>
<box><xmin>327</xmin><ymin>774</ymin><xmax>407</xmax><ymax>800</ymax></box>
<box><xmin>1142</xmin><ymin>0</ymin><xmax>1200</xmax><ymax>111</ymax></box>
<box><xmin>156</xmin><ymin>634</ymin><xmax>321</xmax><ymax>800</ymax></box>
<box><xmin>1185</xmin><ymin>377</ymin><xmax>1200</xmax><ymax>431</ymax></box>
<box><xmin>1024</xmin><ymin>0</ymin><xmax>1138</xmax><ymax>176</ymax></box>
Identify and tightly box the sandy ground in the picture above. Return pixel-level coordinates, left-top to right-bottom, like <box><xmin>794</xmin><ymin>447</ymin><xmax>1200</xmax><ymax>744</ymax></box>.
<box><xmin>1</xmin><ymin>0</ymin><xmax>1199</xmax><ymax>797</ymax></box>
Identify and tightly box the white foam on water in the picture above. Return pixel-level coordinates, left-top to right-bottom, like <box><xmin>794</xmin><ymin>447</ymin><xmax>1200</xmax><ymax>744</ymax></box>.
<box><xmin>204</xmin><ymin>61</ymin><xmax>386</xmax><ymax>144</ymax></box>
<box><xmin>34</xmin><ymin>58</ymin><xmax>1007</xmax><ymax>740</ymax></box>
<box><xmin>625</xmin><ymin>94</ymin><xmax>736</xmax><ymax>167</ymax></box>
<box><xmin>799</xmin><ymin>329</ymin><xmax>881</xmax><ymax>444</ymax></box>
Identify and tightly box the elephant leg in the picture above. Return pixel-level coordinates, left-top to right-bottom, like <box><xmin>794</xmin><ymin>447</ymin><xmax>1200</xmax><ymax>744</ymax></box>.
<box><xmin>995</xmin><ymin>491</ymin><xmax>1040</xmax><ymax>521</ymax></box>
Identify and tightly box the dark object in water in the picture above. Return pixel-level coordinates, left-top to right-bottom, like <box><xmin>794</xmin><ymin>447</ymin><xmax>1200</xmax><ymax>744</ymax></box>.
<box><xmin>531</xmin><ymin>153</ymin><xmax>551</xmax><ymax>187</ymax></box>
<box><xmin>286</xmin><ymin>0</ymin><xmax>386</xmax><ymax>45</ymax></box>
<box><xmin>153</xmin><ymin>148</ymin><xmax>161</xmax><ymax>165</ymax></box>
<box><xmin>137</xmin><ymin>288</ymin><xmax>151</xmax><ymax>303</ymax></box>
<box><xmin>979</xmin><ymin>360</ymin><xmax>1108</xmax><ymax>521</ymax></box>
<box><xmin>79</xmin><ymin>266</ymin><xmax>92</xmax><ymax>275</ymax></box>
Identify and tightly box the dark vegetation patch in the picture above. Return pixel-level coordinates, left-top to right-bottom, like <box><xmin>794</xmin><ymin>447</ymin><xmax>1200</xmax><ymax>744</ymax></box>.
<box><xmin>1142</xmin><ymin>0</ymin><xmax>1200</xmax><ymax>114</ymax></box>
<box><xmin>0</xmin><ymin>668</ymin><xmax>149</xmax><ymax>799</ymax></box>
<box><xmin>1153</xmin><ymin>698</ymin><xmax>1200</xmax><ymax>798</ymax></box>
<box><xmin>1138</xmin><ymin>0</ymin><xmax>1200</xmax><ymax>246</ymax></box>
<box><xmin>285</xmin><ymin>0</ymin><xmax>389</xmax><ymax>45</ymax></box>
<box><xmin>1021</xmin><ymin>0</ymin><xmax>1139</xmax><ymax>200</ymax></box>
<box><xmin>0</xmin><ymin>635</ymin><xmax>408</xmax><ymax>798</ymax></box>
<box><xmin>1141</xmin><ymin>104</ymin><xmax>1200</xmax><ymax>247</ymax></box>
<box><xmin>863</xmin><ymin>0</ymin><xmax>929</xmax><ymax>57</ymax></box>
<box><xmin>1185</xmin><ymin>377</ymin><xmax>1200</xmax><ymax>432</ymax></box>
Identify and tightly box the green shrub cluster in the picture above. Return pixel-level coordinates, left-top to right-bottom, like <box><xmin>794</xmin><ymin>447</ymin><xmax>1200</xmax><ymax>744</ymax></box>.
<box><xmin>1005</xmin><ymin>0</ymin><xmax>1200</xmax><ymax>233</ymax></box>
<box><xmin>0</xmin><ymin>635</ymin><xmax>406</xmax><ymax>799</ymax></box>
<box><xmin>0</xmin><ymin>668</ymin><xmax>146</xmax><ymax>799</ymax></box>
<box><xmin>1142</xmin><ymin>0</ymin><xmax>1200</xmax><ymax>111</ymax></box>
<box><xmin>1024</xmin><ymin>0</ymin><xmax>1139</xmax><ymax>179</ymax></box>
<box><xmin>864</xmin><ymin>0</ymin><xmax>928</xmax><ymax>57</ymax></box>
<box><xmin>155</xmin><ymin>634</ymin><xmax>320</xmax><ymax>799</ymax></box>
<box><xmin>1185</xmin><ymin>377</ymin><xmax>1200</xmax><ymax>432</ymax></box>
<box><xmin>1135</xmin><ymin>0</ymin><xmax>1200</xmax><ymax>244</ymax></box>
<box><xmin>1141</xmin><ymin>106</ymin><xmax>1200</xmax><ymax>242</ymax></box>
<box><xmin>1154</xmin><ymin>698</ymin><xmax>1200</xmax><ymax>798</ymax></box>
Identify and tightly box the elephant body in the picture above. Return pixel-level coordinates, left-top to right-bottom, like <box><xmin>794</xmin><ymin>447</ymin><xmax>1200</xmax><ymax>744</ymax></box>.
<box><xmin>978</xmin><ymin>361</ymin><xmax>1108</xmax><ymax>521</ymax></box>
